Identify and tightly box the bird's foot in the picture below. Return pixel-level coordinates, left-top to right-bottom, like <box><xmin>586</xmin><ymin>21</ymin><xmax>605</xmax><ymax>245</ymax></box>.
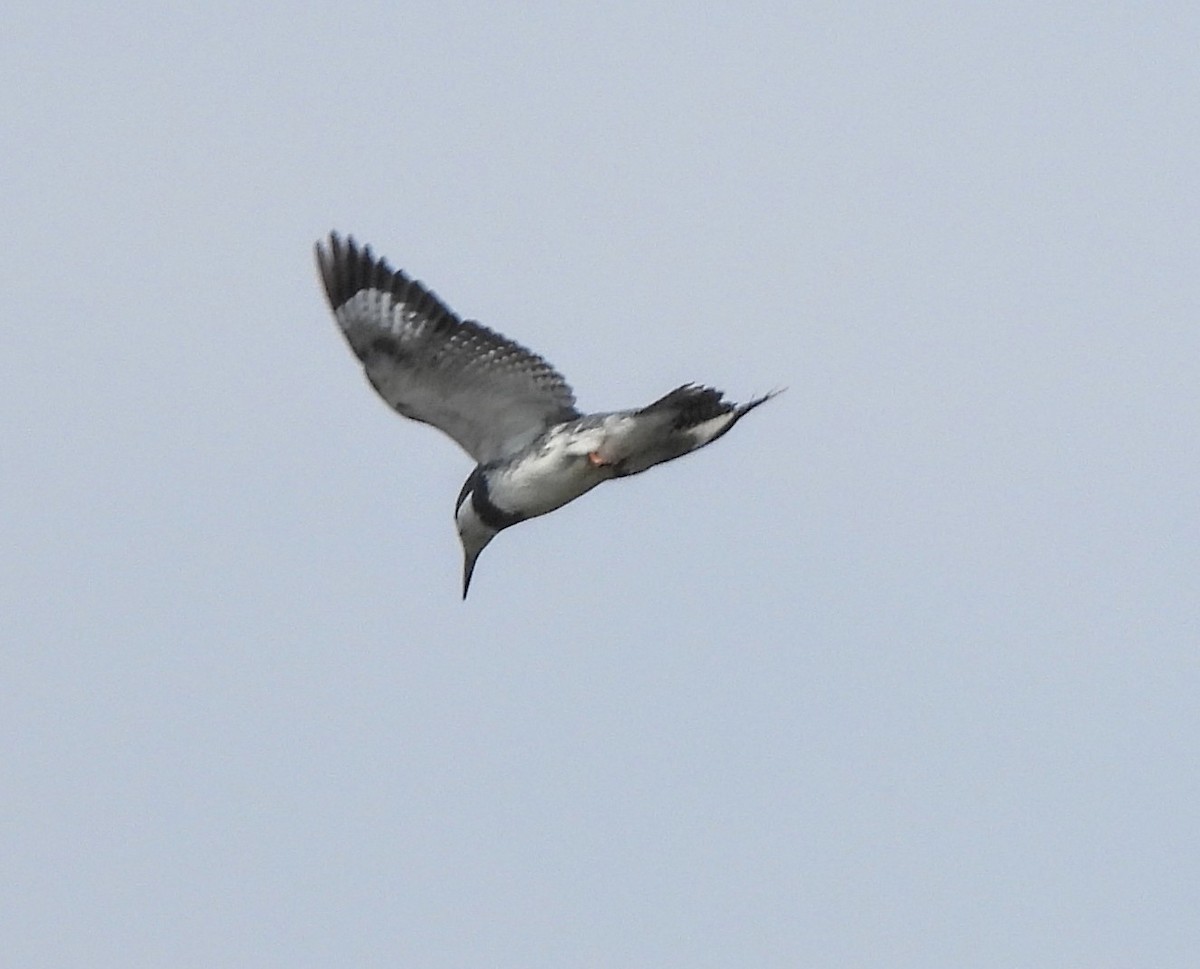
<box><xmin>587</xmin><ymin>451</ymin><xmax>610</xmax><ymax>468</ymax></box>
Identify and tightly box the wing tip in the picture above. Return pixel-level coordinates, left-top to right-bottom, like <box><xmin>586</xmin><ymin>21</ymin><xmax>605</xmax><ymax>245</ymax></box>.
<box><xmin>315</xmin><ymin>231</ymin><xmax>396</xmax><ymax>311</ymax></box>
<box><xmin>738</xmin><ymin>385</ymin><xmax>786</xmax><ymax>414</ymax></box>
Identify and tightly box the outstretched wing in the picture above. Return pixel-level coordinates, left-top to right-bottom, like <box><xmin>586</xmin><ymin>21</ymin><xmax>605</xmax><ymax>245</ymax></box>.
<box><xmin>599</xmin><ymin>384</ymin><xmax>781</xmax><ymax>477</ymax></box>
<box><xmin>315</xmin><ymin>233</ymin><xmax>580</xmax><ymax>464</ymax></box>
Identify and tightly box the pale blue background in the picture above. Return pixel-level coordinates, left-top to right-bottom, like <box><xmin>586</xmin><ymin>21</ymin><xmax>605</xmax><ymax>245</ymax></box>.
<box><xmin>3</xmin><ymin>3</ymin><xmax>1197</xmax><ymax>966</ymax></box>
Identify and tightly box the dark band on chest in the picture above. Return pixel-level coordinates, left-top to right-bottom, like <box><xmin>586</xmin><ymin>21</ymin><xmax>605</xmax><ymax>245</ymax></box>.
<box><xmin>464</xmin><ymin>467</ymin><xmax>524</xmax><ymax>530</ymax></box>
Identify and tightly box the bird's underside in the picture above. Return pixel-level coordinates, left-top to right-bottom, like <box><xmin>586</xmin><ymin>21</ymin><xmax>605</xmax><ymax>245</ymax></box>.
<box><xmin>315</xmin><ymin>231</ymin><xmax>780</xmax><ymax>596</ymax></box>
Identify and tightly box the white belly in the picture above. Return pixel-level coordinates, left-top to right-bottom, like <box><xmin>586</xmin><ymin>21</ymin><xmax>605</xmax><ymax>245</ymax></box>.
<box><xmin>489</xmin><ymin>428</ymin><xmax>613</xmax><ymax>518</ymax></box>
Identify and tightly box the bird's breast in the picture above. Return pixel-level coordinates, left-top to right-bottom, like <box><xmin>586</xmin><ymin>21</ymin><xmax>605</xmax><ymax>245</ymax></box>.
<box><xmin>489</xmin><ymin>432</ymin><xmax>612</xmax><ymax>519</ymax></box>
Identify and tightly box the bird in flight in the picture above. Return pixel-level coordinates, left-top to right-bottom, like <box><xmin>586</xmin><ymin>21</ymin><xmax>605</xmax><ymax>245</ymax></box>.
<box><xmin>315</xmin><ymin>233</ymin><xmax>780</xmax><ymax>598</ymax></box>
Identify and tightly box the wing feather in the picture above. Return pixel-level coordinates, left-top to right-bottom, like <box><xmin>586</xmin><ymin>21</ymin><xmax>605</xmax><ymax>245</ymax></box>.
<box><xmin>315</xmin><ymin>233</ymin><xmax>579</xmax><ymax>463</ymax></box>
<box><xmin>603</xmin><ymin>384</ymin><xmax>782</xmax><ymax>477</ymax></box>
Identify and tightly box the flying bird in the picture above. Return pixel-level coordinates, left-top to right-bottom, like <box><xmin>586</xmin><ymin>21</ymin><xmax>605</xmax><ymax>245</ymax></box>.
<box><xmin>315</xmin><ymin>232</ymin><xmax>779</xmax><ymax>598</ymax></box>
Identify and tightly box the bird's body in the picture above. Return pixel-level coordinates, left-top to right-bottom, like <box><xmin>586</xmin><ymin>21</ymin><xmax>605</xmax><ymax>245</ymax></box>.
<box><xmin>474</xmin><ymin>421</ymin><xmax>612</xmax><ymax>519</ymax></box>
<box><xmin>315</xmin><ymin>232</ymin><xmax>779</xmax><ymax>597</ymax></box>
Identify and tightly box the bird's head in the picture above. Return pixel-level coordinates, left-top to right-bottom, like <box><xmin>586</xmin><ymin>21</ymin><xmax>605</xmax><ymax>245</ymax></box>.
<box><xmin>455</xmin><ymin>470</ymin><xmax>503</xmax><ymax>599</ymax></box>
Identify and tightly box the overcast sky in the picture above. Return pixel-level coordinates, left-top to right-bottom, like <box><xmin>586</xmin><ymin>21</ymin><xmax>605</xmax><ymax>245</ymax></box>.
<box><xmin>3</xmin><ymin>2</ymin><xmax>1198</xmax><ymax>966</ymax></box>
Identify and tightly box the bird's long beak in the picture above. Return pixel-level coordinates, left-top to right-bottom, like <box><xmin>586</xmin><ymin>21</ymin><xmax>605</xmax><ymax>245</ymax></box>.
<box><xmin>462</xmin><ymin>548</ymin><xmax>481</xmax><ymax>599</ymax></box>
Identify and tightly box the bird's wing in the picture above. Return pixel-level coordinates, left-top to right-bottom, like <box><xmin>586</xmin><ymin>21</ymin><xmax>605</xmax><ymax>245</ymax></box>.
<box><xmin>316</xmin><ymin>233</ymin><xmax>580</xmax><ymax>464</ymax></box>
<box><xmin>598</xmin><ymin>384</ymin><xmax>781</xmax><ymax>477</ymax></box>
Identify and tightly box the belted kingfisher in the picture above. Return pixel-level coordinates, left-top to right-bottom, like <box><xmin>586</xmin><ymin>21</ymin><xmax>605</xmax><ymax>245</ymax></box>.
<box><xmin>315</xmin><ymin>233</ymin><xmax>780</xmax><ymax>598</ymax></box>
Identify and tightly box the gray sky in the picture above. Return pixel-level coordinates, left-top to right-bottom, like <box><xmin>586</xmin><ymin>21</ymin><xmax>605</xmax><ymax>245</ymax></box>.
<box><xmin>3</xmin><ymin>2</ymin><xmax>1197</xmax><ymax>966</ymax></box>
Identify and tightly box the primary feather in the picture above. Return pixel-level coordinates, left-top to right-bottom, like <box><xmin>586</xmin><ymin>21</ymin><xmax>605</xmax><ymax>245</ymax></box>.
<box><xmin>315</xmin><ymin>233</ymin><xmax>579</xmax><ymax>464</ymax></box>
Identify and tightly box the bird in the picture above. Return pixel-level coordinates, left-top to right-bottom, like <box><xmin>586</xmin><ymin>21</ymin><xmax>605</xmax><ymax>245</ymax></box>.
<box><xmin>315</xmin><ymin>232</ymin><xmax>780</xmax><ymax>598</ymax></box>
